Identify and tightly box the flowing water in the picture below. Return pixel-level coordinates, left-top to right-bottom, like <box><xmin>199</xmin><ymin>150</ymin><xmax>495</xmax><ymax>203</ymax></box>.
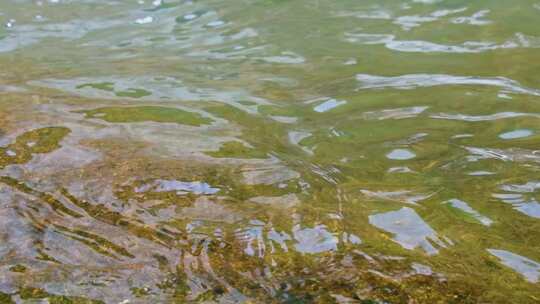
<box><xmin>0</xmin><ymin>0</ymin><xmax>540</xmax><ymax>303</ymax></box>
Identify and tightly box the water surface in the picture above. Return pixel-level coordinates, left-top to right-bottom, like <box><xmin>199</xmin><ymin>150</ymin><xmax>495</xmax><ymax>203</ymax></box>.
<box><xmin>1</xmin><ymin>0</ymin><xmax>540</xmax><ymax>303</ymax></box>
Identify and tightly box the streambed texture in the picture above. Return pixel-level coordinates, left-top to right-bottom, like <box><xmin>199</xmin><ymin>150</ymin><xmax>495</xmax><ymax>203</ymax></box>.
<box><xmin>0</xmin><ymin>0</ymin><xmax>540</xmax><ymax>303</ymax></box>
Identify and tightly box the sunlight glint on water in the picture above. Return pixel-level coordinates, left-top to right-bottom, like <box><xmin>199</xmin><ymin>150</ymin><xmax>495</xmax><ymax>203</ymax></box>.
<box><xmin>0</xmin><ymin>0</ymin><xmax>539</xmax><ymax>303</ymax></box>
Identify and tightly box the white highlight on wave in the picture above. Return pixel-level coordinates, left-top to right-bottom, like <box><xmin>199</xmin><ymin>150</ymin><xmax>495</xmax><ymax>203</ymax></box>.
<box><xmin>356</xmin><ymin>73</ymin><xmax>540</xmax><ymax>96</ymax></box>
<box><xmin>345</xmin><ymin>32</ymin><xmax>539</xmax><ymax>54</ymax></box>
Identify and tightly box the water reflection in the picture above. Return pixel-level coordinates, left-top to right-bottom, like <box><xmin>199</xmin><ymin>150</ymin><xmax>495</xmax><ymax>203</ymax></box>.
<box><xmin>135</xmin><ymin>179</ymin><xmax>220</xmax><ymax>195</ymax></box>
<box><xmin>443</xmin><ymin>199</ymin><xmax>493</xmax><ymax>226</ymax></box>
<box><xmin>313</xmin><ymin>98</ymin><xmax>347</xmax><ymax>113</ymax></box>
<box><xmin>361</xmin><ymin>189</ymin><xmax>432</xmax><ymax>205</ymax></box>
<box><xmin>357</xmin><ymin>74</ymin><xmax>540</xmax><ymax>96</ymax></box>
<box><xmin>493</xmin><ymin>181</ymin><xmax>540</xmax><ymax>218</ymax></box>
<box><xmin>0</xmin><ymin>0</ymin><xmax>540</xmax><ymax>302</ymax></box>
<box><xmin>488</xmin><ymin>249</ymin><xmax>540</xmax><ymax>283</ymax></box>
<box><xmin>386</xmin><ymin>149</ymin><xmax>416</xmax><ymax>160</ymax></box>
<box><xmin>362</xmin><ymin>106</ymin><xmax>428</xmax><ymax>120</ymax></box>
<box><xmin>345</xmin><ymin>32</ymin><xmax>530</xmax><ymax>53</ymax></box>
<box><xmin>432</xmin><ymin>112</ymin><xmax>540</xmax><ymax>122</ymax></box>
<box><xmin>369</xmin><ymin>207</ymin><xmax>450</xmax><ymax>255</ymax></box>
<box><xmin>292</xmin><ymin>225</ymin><xmax>339</xmax><ymax>254</ymax></box>
<box><xmin>498</xmin><ymin>129</ymin><xmax>533</xmax><ymax>140</ymax></box>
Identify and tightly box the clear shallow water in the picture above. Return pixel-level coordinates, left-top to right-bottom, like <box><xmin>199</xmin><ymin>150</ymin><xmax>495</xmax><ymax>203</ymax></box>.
<box><xmin>0</xmin><ymin>0</ymin><xmax>540</xmax><ymax>303</ymax></box>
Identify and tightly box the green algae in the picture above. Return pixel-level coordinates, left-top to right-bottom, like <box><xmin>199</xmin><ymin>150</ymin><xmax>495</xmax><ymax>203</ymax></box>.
<box><xmin>0</xmin><ymin>292</ymin><xmax>14</xmax><ymax>304</ymax></box>
<box><xmin>0</xmin><ymin>127</ymin><xmax>70</xmax><ymax>169</ymax></box>
<box><xmin>9</xmin><ymin>264</ymin><xmax>27</xmax><ymax>273</ymax></box>
<box><xmin>51</xmin><ymin>223</ymin><xmax>135</xmax><ymax>259</ymax></box>
<box><xmin>442</xmin><ymin>203</ymin><xmax>486</xmax><ymax>226</ymax></box>
<box><xmin>206</xmin><ymin>141</ymin><xmax>268</xmax><ymax>159</ymax></box>
<box><xmin>76</xmin><ymin>82</ymin><xmax>115</xmax><ymax>92</ymax></box>
<box><xmin>0</xmin><ymin>172</ymin><xmax>178</xmax><ymax>254</ymax></box>
<box><xmin>195</xmin><ymin>228</ymin><xmax>480</xmax><ymax>303</ymax></box>
<box><xmin>116</xmin><ymin>180</ymin><xmax>196</xmax><ymax>210</ymax></box>
<box><xmin>79</xmin><ymin>106</ymin><xmax>213</xmax><ymax>126</ymax></box>
<box><xmin>19</xmin><ymin>287</ymin><xmax>49</xmax><ymax>300</ymax></box>
<box><xmin>1</xmin><ymin>0</ymin><xmax>540</xmax><ymax>303</ymax></box>
<box><xmin>198</xmin><ymin>100</ymin><xmax>540</xmax><ymax>302</ymax></box>
<box><xmin>205</xmin><ymin>105</ymin><xmax>290</xmax><ymax>153</ymax></box>
<box><xmin>76</xmin><ymin>83</ymin><xmax>151</xmax><ymax>98</ymax></box>
<box><xmin>237</xmin><ymin>100</ymin><xmax>259</xmax><ymax>106</ymax></box>
<box><xmin>115</xmin><ymin>88</ymin><xmax>152</xmax><ymax>98</ymax></box>
<box><xmin>130</xmin><ymin>287</ymin><xmax>152</xmax><ymax>298</ymax></box>
<box><xmin>0</xmin><ymin>176</ymin><xmax>84</xmax><ymax>218</ymax></box>
<box><xmin>18</xmin><ymin>287</ymin><xmax>103</xmax><ymax>304</ymax></box>
<box><xmin>59</xmin><ymin>188</ymin><xmax>179</xmax><ymax>247</ymax></box>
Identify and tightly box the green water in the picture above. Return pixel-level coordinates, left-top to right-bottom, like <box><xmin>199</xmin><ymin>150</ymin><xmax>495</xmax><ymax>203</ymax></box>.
<box><xmin>0</xmin><ymin>0</ymin><xmax>540</xmax><ymax>303</ymax></box>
